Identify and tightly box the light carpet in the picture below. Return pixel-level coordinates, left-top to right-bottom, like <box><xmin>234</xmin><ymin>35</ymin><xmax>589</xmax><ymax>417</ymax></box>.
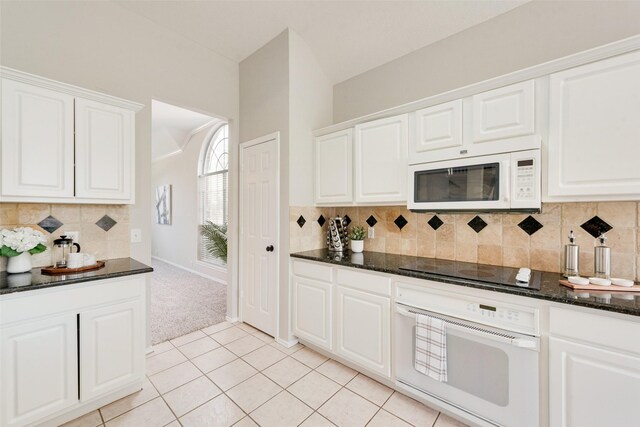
<box><xmin>150</xmin><ymin>259</ymin><xmax>227</xmax><ymax>344</ymax></box>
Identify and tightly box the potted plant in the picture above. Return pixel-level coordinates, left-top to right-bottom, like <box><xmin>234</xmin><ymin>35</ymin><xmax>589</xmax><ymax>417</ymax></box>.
<box><xmin>349</xmin><ymin>225</ymin><xmax>366</xmax><ymax>253</ymax></box>
<box><xmin>0</xmin><ymin>227</ymin><xmax>47</xmax><ymax>273</ymax></box>
<box><xmin>200</xmin><ymin>221</ymin><xmax>228</xmax><ymax>263</ymax></box>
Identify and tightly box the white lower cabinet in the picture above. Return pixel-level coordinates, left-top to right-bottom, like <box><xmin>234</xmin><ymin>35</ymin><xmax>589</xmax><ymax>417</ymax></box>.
<box><xmin>549</xmin><ymin>337</ymin><xmax>640</xmax><ymax>427</ymax></box>
<box><xmin>0</xmin><ymin>275</ymin><xmax>146</xmax><ymax>427</ymax></box>
<box><xmin>292</xmin><ymin>276</ymin><xmax>332</xmax><ymax>350</ymax></box>
<box><xmin>548</xmin><ymin>307</ymin><xmax>640</xmax><ymax>427</ymax></box>
<box><xmin>80</xmin><ymin>299</ymin><xmax>145</xmax><ymax>401</ymax></box>
<box><xmin>335</xmin><ymin>285</ymin><xmax>390</xmax><ymax>377</ymax></box>
<box><xmin>1</xmin><ymin>314</ymin><xmax>78</xmax><ymax>427</ymax></box>
<box><xmin>291</xmin><ymin>260</ymin><xmax>391</xmax><ymax>378</ymax></box>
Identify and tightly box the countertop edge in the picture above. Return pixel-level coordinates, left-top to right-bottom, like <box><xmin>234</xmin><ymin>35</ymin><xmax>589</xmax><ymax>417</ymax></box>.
<box><xmin>0</xmin><ymin>258</ymin><xmax>153</xmax><ymax>296</ymax></box>
<box><xmin>290</xmin><ymin>252</ymin><xmax>640</xmax><ymax>317</ymax></box>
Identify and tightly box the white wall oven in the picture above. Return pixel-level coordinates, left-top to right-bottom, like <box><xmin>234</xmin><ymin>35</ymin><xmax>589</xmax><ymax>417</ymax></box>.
<box><xmin>395</xmin><ymin>283</ymin><xmax>540</xmax><ymax>427</ymax></box>
<box><xmin>407</xmin><ymin>150</ymin><xmax>540</xmax><ymax>212</ymax></box>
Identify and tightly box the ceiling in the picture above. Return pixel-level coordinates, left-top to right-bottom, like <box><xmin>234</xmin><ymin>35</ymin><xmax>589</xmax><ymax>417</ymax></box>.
<box><xmin>115</xmin><ymin>0</ymin><xmax>529</xmax><ymax>84</ymax></box>
<box><xmin>152</xmin><ymin>100</ymin><xmax>220</xmax><ymax>161</ymax></box>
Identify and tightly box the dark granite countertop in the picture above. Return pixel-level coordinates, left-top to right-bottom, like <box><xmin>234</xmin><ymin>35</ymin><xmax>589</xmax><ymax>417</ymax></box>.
<box><xmin>290</xmin><ymin>249</ymin><xmax>640</xmax><ymax>317</ymax></box>
<box><xmin>0</xmin><ymin>258</ymin><xmax>153</xmax><ymax>296</ymax></box>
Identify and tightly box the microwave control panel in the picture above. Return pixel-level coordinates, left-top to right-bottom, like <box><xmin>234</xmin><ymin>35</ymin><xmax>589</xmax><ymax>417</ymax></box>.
<box><xmin>515</xmin><ymin>158</ymin><xmax>536</xmax><ymax>200</ymax></box>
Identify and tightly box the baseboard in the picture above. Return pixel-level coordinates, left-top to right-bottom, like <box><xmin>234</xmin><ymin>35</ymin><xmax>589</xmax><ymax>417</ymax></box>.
<box><xmin>151</xmin><ymin>255</ymin><xmax>227</xmax><ymax>284</ymax></box>
<box><xmin>226</xmin><ymin>315</ymin><xmax>239</xmax><ymax>323</ymax></box>
<box><xmin>276</xmin><ymin>337</ymin><xmax>299</xmax><ymax>348</ymax></box>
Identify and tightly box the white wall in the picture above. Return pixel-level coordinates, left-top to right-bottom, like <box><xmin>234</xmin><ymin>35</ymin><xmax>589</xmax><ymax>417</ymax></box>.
<box><xmin>0</xmin><ymin>1</ymin><xmax>239</xmax><ymax>267</ymax></box>
<box><xmin>333</xmin><ymin>0</ymin><xmax>640</xmax><ymax>122</ymax></box>
<box><xmin>238</xmin><ymin>29</ymin><xmax>332</xmax><ymax>341</ymax></box>
<box><xmin>289</xmin><ymin>31</ymin><xmax>333</xmax><ymax>206</ymax></box>
<box><xmin>151</xmin><ymin>124</ymin><xmax>227</xmax><ymax>283</ymax></box>
<box><xmin>239</xmin><ymin>30</ymin><xmax>291</xmax><ymax>341</ymax></box>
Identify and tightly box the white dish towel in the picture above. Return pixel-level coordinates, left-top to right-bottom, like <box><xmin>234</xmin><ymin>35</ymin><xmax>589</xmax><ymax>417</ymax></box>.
<box><xmin>414</xmin><ymin>313</ymin><xmax>448</xmax><ymax>382</ymax></box>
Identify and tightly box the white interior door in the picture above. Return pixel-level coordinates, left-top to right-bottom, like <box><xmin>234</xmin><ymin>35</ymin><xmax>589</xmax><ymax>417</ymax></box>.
<box><xmin>240</xmin><ymin>135</ymin><xmax>278</xmax><ymax>336</ymax></box>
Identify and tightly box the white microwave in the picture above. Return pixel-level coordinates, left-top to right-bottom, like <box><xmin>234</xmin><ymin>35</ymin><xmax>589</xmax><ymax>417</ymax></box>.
<box><xmin>408</xmin><ymin>150</ymin><xmax>541</xmax><ymax>212</ymax></box>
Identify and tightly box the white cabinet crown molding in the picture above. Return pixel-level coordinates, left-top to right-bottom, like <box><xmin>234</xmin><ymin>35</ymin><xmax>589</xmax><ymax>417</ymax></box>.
<box><xmin>314</xmin><ymin>34</ymin><xmax>640</xmax><ymax>137</ymax></box>
<box><xmin>0</xmin><ymin>66</ymin><xmax>144</xmax><ymax>112</ymax></box>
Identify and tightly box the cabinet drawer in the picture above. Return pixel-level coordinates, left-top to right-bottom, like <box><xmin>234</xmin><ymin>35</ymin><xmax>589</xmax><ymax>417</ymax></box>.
<box><xmin>0</xmin><ymin>276</ymin><xmax>146</xmax><ymax>325</ymax></box>
<box><xmin>336</xmin><ymin>268</ymin><xmax>390</xmax><ymax>296</ymax></box>
<box><xmin>292</xmin><ymin>260</ymin><xmax>333</xmax><ymax>283</ymax></box>
<box><xmin>550</xmin><ymin>307</ymin><xmax>640</xmax><ymax>354</ymax></box>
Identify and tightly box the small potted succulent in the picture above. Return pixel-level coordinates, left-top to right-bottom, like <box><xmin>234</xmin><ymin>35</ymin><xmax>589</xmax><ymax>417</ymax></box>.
<box><xmin>349</xmin><ymin>225</ymin><xmax>366</xmax><ymax>253</ymax></box>
<box><xmin>0</xmin><ymin>227</ymin><xmax>47</xmax><ymax>273</ymax></box>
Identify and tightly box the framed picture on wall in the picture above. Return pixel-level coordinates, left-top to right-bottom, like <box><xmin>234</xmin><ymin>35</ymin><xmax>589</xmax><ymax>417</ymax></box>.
<box><xmin>155</xmin><ymin>184</ymin><xmax>172</xmax><ymax>225</ymax></box>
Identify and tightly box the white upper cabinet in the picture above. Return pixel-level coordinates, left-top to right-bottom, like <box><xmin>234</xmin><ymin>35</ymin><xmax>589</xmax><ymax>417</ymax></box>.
<box><xmin>75</xmin><ymin>98</ymin><xmax>134</xmax><ymax>201</ymax></box>
<box><xmin>546</xmin><ymin>50</ymin><xmax>640</xmax><ymax>200</ymax></box>
<box><xmin>315</xmin><ymin>129</ymin><xmax>353</xmax><ymax>204</ymax></box>
<box><xmin>0</xmin><ymin>67</ymin><xmax>142</xmax><ymax>204</ymax></box>
<box><xmin>354</xmin><ymin>114</ymin><xmax>408</xmax><ymax>204</ymax></box>
<box><xmin>409</xmin><ymin>100</ymin><xmax>463</xmax><ymax>165</ymax></box>
<box><xmin>471</xmin><ymin>80</ymin><xmax>535</xmax><ymax>143</ymax></box>
<box><xmin>408</xmin><ymin>80</ymin><xmax>539</xmax><ymax>165</ymax></box>
<box><xmin>1</xmin><ymin>79</ymin><xmax>75</xmax><ymax>198</ymax></box>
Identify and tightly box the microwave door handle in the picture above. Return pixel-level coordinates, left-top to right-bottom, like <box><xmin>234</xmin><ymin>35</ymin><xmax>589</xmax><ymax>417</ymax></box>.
<box><xmin>396</xmin><ymin>305</ymin><xmax>538</xmax><ymax>350</ymax></box>
<box><xmin>502</xmin><ymin>160</ymin><xmax>511</xmax><ymax>204</ymax></box>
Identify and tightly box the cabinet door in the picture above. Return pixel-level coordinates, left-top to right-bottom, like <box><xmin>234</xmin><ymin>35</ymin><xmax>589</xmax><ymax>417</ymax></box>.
<box><xmin>547</xmin><ymin>50</ymin><xmax>640</xmax><ymax>199</ymax></box>
<box><xmin>1</xmin><ymin>314</ymin><xmax>78</xmax><ymax>427</ymax></box>
<box><xmin>354</xmin><ymin>114</ymin><xmax>408</xmax><ymax>203</ymax></box>
<box><xmin>292</xmin><ymin>276</ymin><xmax>332</xmax><ymax>350</ymax></box>
<box><xmin>75</xmin><ymin>98</ymin><xmax>134</xmax><ymax>201</ymax></box>
<box><xmin>549</xmin><ymin>337</ymin><xmax>640</xmax><ymax>427</ymax></box>
<box><xmin>315</xmin><ymin>129</ymin><xmax>353</xmax><ymax>204</ymax></box>
<box><xmin>80</xmin><ymin>299</ymin><xmax>144</xmax><ymax>401</ymax></box>
<box><xmin>471</xmin><ymin>80</ymin><xmax>535</xmax><ymax>143</ymax></box>
<box><xmin>335</xmin><ymin>285</ymin><xmax>390</xmax><ymax>377</ymax></box>
<box><xmin>410</xmin><ymin>100</ymin><xmax>463</xmax><ymax>165</ymax></box>
<box><xmin>1</xmin><ymin>79</ymin><xmax>75</xmax><ymax>198</ymax></box>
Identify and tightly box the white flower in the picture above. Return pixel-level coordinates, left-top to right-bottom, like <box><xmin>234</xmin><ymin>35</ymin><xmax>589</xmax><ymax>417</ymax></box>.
<box><xmin>0</xmin><ymin>227</ymin><xmax>46</xmax><ymax>253</ymax></box>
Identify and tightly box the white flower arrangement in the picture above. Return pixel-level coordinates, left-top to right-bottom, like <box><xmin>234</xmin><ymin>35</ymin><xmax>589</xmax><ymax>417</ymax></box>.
<box><xmin>0</xmin><ymin>227</ymin><xmax>47</xmax><ymax>257</ymax></box>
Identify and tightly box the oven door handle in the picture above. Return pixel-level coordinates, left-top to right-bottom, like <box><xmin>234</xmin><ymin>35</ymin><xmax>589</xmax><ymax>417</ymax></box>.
<box><xmin>396</xmin><ymin>306</ymin><xmax>538</xmax><ymax>350</ymax></box>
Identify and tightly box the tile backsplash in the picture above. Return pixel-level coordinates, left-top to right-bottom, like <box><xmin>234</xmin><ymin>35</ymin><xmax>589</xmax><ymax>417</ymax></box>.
<box><xmin>290</xmin><ymin>202</ymin><xmax>640</xmax><ymax>280</ymax></box>
<box><xmin>0</xmin><ymin>203</ymin><xmax>130</xmax><ymax>271</ymax></box>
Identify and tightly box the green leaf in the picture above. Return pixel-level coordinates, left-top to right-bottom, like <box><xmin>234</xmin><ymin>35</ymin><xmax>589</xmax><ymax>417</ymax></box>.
<box><xmin>29</xmin><ymin>243</ymin><xmax>47</xmax><ymax>255</ymax></box>
<box><xmin>0</xmin><ymin>245</ymin><xmax>21</xmax><ymax>257</ymax></box>
<box><xmin>199</xmin><ymin>221</ymin><xmax>228</xmax><ymax>263</ymax></box>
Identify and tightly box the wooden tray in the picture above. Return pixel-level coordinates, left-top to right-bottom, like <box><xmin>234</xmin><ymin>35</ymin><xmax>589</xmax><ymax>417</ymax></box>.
<box><xmin>559</xmin><ymin>279</ymin><xmax>640</xmax><ymax>293</ymax></box>
<box><xmin>41</xmin><ymin>261</ymin><xmax>106</xmax><ymax>275</ymax></box>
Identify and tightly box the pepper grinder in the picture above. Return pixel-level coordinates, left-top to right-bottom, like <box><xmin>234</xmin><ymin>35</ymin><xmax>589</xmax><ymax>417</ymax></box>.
<box><xmin>563</xmin><ymin>230</ymin><xmax>579</xmax><ymax>277</ymax></box>
<box><xmin>594</xmin><ymin>233</ymin><xmax>611</xmax><ymax>279</ymax></box>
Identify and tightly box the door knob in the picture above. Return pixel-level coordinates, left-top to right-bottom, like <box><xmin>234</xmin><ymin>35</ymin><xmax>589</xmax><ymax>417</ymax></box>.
<box><xmin>266</xmin><ymin>245</ymin><xmax>274</xmax><ymax>252</ymax></box>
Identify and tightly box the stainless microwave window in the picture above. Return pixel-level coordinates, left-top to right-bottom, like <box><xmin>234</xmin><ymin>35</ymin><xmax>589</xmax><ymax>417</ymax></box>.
<box><xmin>414</xmin><ymin>163</ymin><xmax>500</xmax><ymax>203</ymax></box>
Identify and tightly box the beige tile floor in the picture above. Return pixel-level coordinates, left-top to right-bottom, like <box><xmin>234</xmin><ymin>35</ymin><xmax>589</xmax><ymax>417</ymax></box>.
<box><xmin>63</xmin><ymin>322</ymin><xmax>468</xmax><ymax>427</ymax></box>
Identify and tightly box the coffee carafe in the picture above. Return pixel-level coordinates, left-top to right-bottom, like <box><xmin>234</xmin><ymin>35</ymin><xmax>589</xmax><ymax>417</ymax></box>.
<box><xmin>52</xmin><ymin>235</ymin><xmax>81</xmax><ymax>268</ymax></box>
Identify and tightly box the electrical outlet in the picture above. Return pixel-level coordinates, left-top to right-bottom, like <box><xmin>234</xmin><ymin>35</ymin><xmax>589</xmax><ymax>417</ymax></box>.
<box><xmin>130</xmin><ymin>229</ymin><xmax>142</xmax><ymax>243</ymax></box>
<box><xmin>368</xmin><ymin>226</ymin><xmax>375</xmax><ymax>239</ymax></box>
<box><xmin>65</xmin><ymin>231</ymin><xmax>79</xmax><ymax>243</ymax></box>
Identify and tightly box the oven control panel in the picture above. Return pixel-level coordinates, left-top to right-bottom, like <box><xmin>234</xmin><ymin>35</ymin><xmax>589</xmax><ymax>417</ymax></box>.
<box><xmin>467</xmin><ymin>303</ymin><xmax>522</xmax><ymax>323</ymax></box>
<box><xmin>396</xmin><ymin>283</ymin><xmax>539</xmax><ymax>336</ymax></box>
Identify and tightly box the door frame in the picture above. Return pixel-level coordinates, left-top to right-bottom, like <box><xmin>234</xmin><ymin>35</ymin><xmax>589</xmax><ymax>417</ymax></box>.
<box><xmin>238</xmin><ymin>132</ymin><xmax>280</xmax><ymax>337</ymax></box>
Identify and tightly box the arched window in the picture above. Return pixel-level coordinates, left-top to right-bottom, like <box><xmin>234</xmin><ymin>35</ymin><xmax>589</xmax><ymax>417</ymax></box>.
<box><xmin>198</xmin><ymin>123</ymin><xmax>228</xmax><ymax>264</ymax></box>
